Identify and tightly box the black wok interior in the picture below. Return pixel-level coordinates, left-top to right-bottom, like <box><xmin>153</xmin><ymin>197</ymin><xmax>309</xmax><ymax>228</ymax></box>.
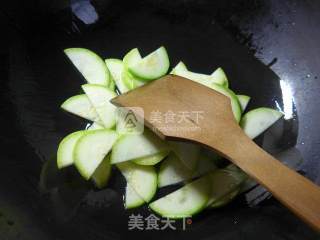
<box><xmin>0</xmin><ymin>0</ymin><xmax>319</xmax><ymax>239</ymax></box>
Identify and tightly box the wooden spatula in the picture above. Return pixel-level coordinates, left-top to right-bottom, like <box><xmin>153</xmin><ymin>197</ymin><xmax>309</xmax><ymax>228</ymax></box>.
<box><xmin>112</xmin><ymin>75</ymin><xmax>320</xmax><ymax>231</ymax></box>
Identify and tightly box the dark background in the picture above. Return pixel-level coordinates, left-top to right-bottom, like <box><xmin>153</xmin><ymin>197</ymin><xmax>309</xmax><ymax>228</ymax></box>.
<box><xmin>0</xmin><ymin>0</ymin><xmax>320</xmax><ymax>239</ymax></box>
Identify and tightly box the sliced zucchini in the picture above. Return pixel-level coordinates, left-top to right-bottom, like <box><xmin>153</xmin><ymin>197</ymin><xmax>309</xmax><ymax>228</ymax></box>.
<box><xmin>192</xmin><ymin>154</ymin><xmax>217</xmax><ymax>177</ymax></box>
<box><xmin>121</xmin><ymin>70</ymin><xmax>145</xmax><ymax>90</ymax></box>
<box><xmin>133</xmin><ymin>151</ymin><xmax>169</xmax><ymax>166</ymax></box>
<box><xmin>117</xmin><ymin>161</ymin><xmax>157</xmax><ymax>203</ymax></box>
<box><xmin>158</xmin><ymin>153</ymin><xmax>194</xmax><ymax>188</ymax></box>
<box><xmin>61</xmin><ymin>94</ymin><xmax>102</xmax><ymax>124</ymax></box>
<box><xmin>111</xmin><ymin>130</ymin><xmax>169</xmax><ymax>164</ymax></box>
<box><xmin>105</xmin><ymin>58</ymin><xmax>130</xmax><ymax>93</ymax></box>
<box><xmin>169</xmin><ymin>142</ymin><xmax>201</xmax><ymax>170</ymax></box>
<box><xmin>210</xmin><ymin>83</ymin><xmax>242</xmax><ymax>122</ymax></box>
<box><xmin>170</xmin><ymin>61</ymin><xmax>188</xmax><ymax>74</ymax></box>
<box><xmin>207</xmin><ymin>168</ymin><xmax>246</xmax><ymax>207</ymax></box>
<box><xmin>241</xmin><ymin>107</ymin><xmax>284</xmax><ymax>139</ymax></box>
<box><xmin>128</xmin><ymin>46</ymin><xmax>170</xmax><ymax>80</ymax></box>
<box><xmin>149</xmin><ymin>175</ymin><xmax>211</xmax><ymax>218</ymax></box>
<box><xmin>211</xmin><ymin>67</ymin><xmax>229</xmax><ymax>88</ymax></box>
<box><xmin>123</xmin><ymin>48</ymin><xmax>142</xmax><ymax>68</ymax></box>
<box><xmin>237</xmin><ymin>95</ymin><xmax>251</xmax><ymax>112</ymax></box>
<box><xmin>173</xmin><ymin>68</ymin><xmax>227</xmax><ymax>87</ymax></box>
<box><xmin>125</xmin><ymin>184</ymin><xmax>145</xmax><ymax>209</ymax></box>
<box><xmin>74</xmin><ymin>129</ymin><xmax>118</xmax><ymax>179</ymax></box>
<box><xmin>173</xmin><ymin>69</ymin><xmax>218</xmax><ymax>87</ymax></box>
<box><xmin>87</xmin><ymin>122</ymin><xmax>104</xmax><ymax>130</ymax></box>
<box><xmin>108</xmin><ymin>78</ymin><xmax>116</xmax><ymax>91</ymax></box>
<box><xmin>158</xmin><ymin>153</ymin><xmax>216</xmax><ymax>188</ymax></box>
<box><xmin>92</xmin><ymin>154</ymin><xmax>112</xmax><ymax>189</ymax></box>
<box><xmin>209</xmin><ymin>188</ymin><xmax>240</xmax><ymax>208</ymax></box>
<box><xmin>57</xmin><ymin>131</ymin><xmax>85</xmax><ymax>169</ymax></box>
<box><xmin>82</xmin><ymin>84</ymin><xmax>117</xmax><ymax>129</ymax></box>
<box><xmin>64</xmin><ymin>48</ymin><xmax>110</xmax><ymax>86</ymax></box>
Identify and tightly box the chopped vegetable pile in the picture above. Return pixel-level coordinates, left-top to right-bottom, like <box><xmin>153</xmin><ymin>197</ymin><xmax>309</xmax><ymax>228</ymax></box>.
<box><xmin>57</xmin><ymin>46</ymin><xmax>283</xmax><ymax>218</ymax></box>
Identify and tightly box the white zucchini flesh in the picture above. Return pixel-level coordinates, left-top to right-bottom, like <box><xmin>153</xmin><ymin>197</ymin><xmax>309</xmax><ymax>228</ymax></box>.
<box><xmin>237</xmin><ymin>95</ymin><xmax>251</xmax><ymax>112</ymax></box>
<box><xmin>82</xmin><ymin>84</ymin><xmax>117</xmax><ymax>129</ymax></box>
<box><xmin>133</xmin><ymin>151</ymin><xmax>169</xmax><ymax>166</ymax></box>
<box><xmin>169</xmin><ymin>142</ymin><xmax>201</xmax><ymax>171</ymax></box>
<box><xmin>87</xmin><ymin>122</ymin><xmax>104</xmax><ymax>130</ymax></box>
<box><xmin>211</xmin><ymin>67</ymin><xmax>229</xmax><ymax>88</ymax></box>
<box><xmin>125</xmin><ymin>184</ymin><xmax>145</xmax><ymax>209</ymax></box>
<box><xmin>171</xmin><ymin>72</ymin><xmax>241</xmax><ymax>122</ymax></box>
<box><xmin>105</xmin><ymin>58</ymin><xmax>130</xmax><ymax>93</ymax></box>
<box><xmin>207</xmin><ymin>168</ymin><xmax>246</xmax><ymax>207</ymax></box>
<box><xmin>117</xmin><ymin>161</ymin><xmax>157</xmax><ymax>203</ymax></box>
<box><xmin>57</xmin><ymin>131</ymin><xmax>85</xmax><ymax>169</ymax></box>
<box><xmin>158</xmin><ymin>153</ymin><xmax>217</xmax><ymax>188</ymax></box>
<box><xmin>210</xmin><ymin>83</ymin><xmax>242</xmax><ymax>122</ymax></box>
<box><xmin>128</xmin><ymin>46</ymin><xmax>170</xmax><ymax>80</ymax></box>
<box><xmin>209</xmin><ymin>188</ymin><xmax>240</xmax><ymax>208</ymax></box>
<box><xmin>121</xmin><ymin>70</ymin><xmax>145</xmax><ymax>90</ymax></box>
<box><xmin>122</xmin><ymin>48</ymin><xmax>145</xmax><ymax>89</ymax></box>
<box><xmin>61</xmin><ymin>94</ymin><xmax>102</xmax><ymax>124</ymax></box>
<box><xmin>241</xmin><ymin>107</ymin><xmax>284</xmax><ymax>139</ymax></box>
<box><xmin>149</xmin><ymin>175</ymin><xmax>211</xmax><ymax>218</ymax></box>
<box><xmin>64</xmin><ymin>48</ymin><xmax>110</xmax><ymax>86</ymax></box>
<box><xmin>74</xmin><ymin>129</ymin><xmax>118</xmax><ymax>179</ymax></box>
<box><xmin>173</xmin><ymin>67</ymin><xmax>227</xmax><ymax>86</ymax></box>
<box><xmin>170</xmin><ymin>61</ymin><xmax>188</xmax><ymax>74</ymax></box>
<box><xmin>110</xmin><ymin>130</ymin><xmax>169</xmax><ymax>164</ymax></box>
<box><xmin>92</xmin><ymin>154</ymin><xmax>112</xmax><ymax>189</ymax></box>
<box><xmin>192</xmin><ymin>154</ymin><xmax>218</xmax><ymax>177</ymax></box>
<box><xmin>158</xmin><ymin>153</ymin><xmax>194</xmax><ymax>188</ymax></box>
<box><xmin>173</xmin><ymin>68</ymin><xmax>220</xmax><ymax>87</ymax></box>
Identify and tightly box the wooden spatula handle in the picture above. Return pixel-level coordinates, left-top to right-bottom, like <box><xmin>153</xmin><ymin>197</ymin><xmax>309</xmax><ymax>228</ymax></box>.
<box><xmin>200</xmin><ymin>126</ymin><xmax>320</xmax><ymax>231</ymax></box>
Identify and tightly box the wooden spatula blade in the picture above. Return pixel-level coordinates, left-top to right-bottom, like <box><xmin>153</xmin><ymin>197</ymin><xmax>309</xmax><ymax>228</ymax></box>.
<box><xmin>111</xmin><ymin>75</ymin><xmax>235</xmax><ymax>140</ymax></box>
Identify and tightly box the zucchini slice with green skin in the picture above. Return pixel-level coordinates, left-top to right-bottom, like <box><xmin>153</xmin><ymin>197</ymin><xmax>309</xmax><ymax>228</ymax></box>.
<box><xmin>170</xmin><ymin>61</ymin><xmax>188</xmax><ymax>74</ymax></box>
<box><xmin>57</xmin><ymin>131</ymin><xmax>85</xmax><ymax>169</ymax></box>
<box><xmin>105</xmin><ymin>58</ymin><xmax>129</xmax><ymax>93</ymax></box>
<box><xmin>82</xmin><ymin>84</ymin><xmax>117</xmax><ymax>129</ymax></box>
<box><xmin>64</xmin><ymin>48</ymin><xmax>110</xmax><ymax>86</ymax></box>
<box><xmin>158</xmin><ymin>153</ymin><xmax>216</xmax><ymax>188</ymax></box>
<box><xmin>123</xmin><ymin>48</ymin><xmax>142</xmax><ymax>68</ymax></box>
<box><xmin>149</xmin><ymin>175</ymin><xmax>211</xmax><ymax>218</ymax></box>
<box><xmin>133</xmin><ymin>151</ymin><xmax>169</xmax><ymax>166</ymax></box>
<box><xmin>92</xmin><ymin>154</ymin><xmax>112</xmax><ymax>189</ymax></box>
<box><xmin>173</xmin><ymin>67</ymin><xmax>227</xmax><ymax>86</ymax></box>
<box><xmin>211</xmin><ymin>67</ymin><xmax>229</xmax><ymax>88</ymax></box>
<box><xmin>169</xmin><ymin>142</ymin><xmax>201</xmax><ymax>171</ymax></box>
<box><xmin>206</xmin><ymin>168</ymin><xmax>246</xmax><ymax>207</ymax></box>
<box><xmin>125</xmin><ymin>184</ymin><xmax>145</xmax><ymax>209</ymax></box>
<box><xmin>87</xmin><ymin>122</ymin><xmax>104</xmax><ymax>131</ymax></box>
<box><xmin>158</xmin><ymin>153</ymin><xmax>194</xmax><ymax>188</ymax></box>
<box><xmin>209</xmin><ymin>188</ymin><xmax>240</xmax><ymax>208</ymax></box>
<box><xmin>108</xmin><ymin>78</ymin><xmax>116</xmax><ymax>91</ymax></box>
<box><xmin>128</xmin><ymin>46</ymin><xmax>170</xmax><ymax>80</ymax></box>
<box><xmin>173</xmin><ymin>69</ymin><xmax>219</xmax><ymax>87</ymax></box>
<box><xmin>122</xmin><ymin>49</ymin><xmax>145</xmax><ymax>88</ymax></box>
<box><xmin>237</xmin><ymin>95</ymin><xmax>251</xmax><ymax>112</ymax></box>
<box><xmin>117</xmin><ymin>161</ymin><xmax>157</xmax><ymax>203</ymax></box>
<box><xmin>121</xmin><ymin>70</ymin><xmax>145</xmax><ymax>90</ymax></box>
<box><xmin>210</xmin><ymin>83</ymin><xmax>242</xmax><ymax>122</ymax></box>
<box><xmin>241</xmin><ymin>107</ymin><xmax>284</xmax><ymax>139</ymax></box>
<box><xmin>111</xmin><ymin>130</ymin><xmax>169</xmax><ymax>164</ymax></box>
<box><xmin>61</xmin><ymin>94</ymin><xmax>102</xmax><ymax>124</ymax></box>
<box><xmin>74</xmin><ymin>129</ymin><xmax>118</xmax><ymax>179</ymax></box>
